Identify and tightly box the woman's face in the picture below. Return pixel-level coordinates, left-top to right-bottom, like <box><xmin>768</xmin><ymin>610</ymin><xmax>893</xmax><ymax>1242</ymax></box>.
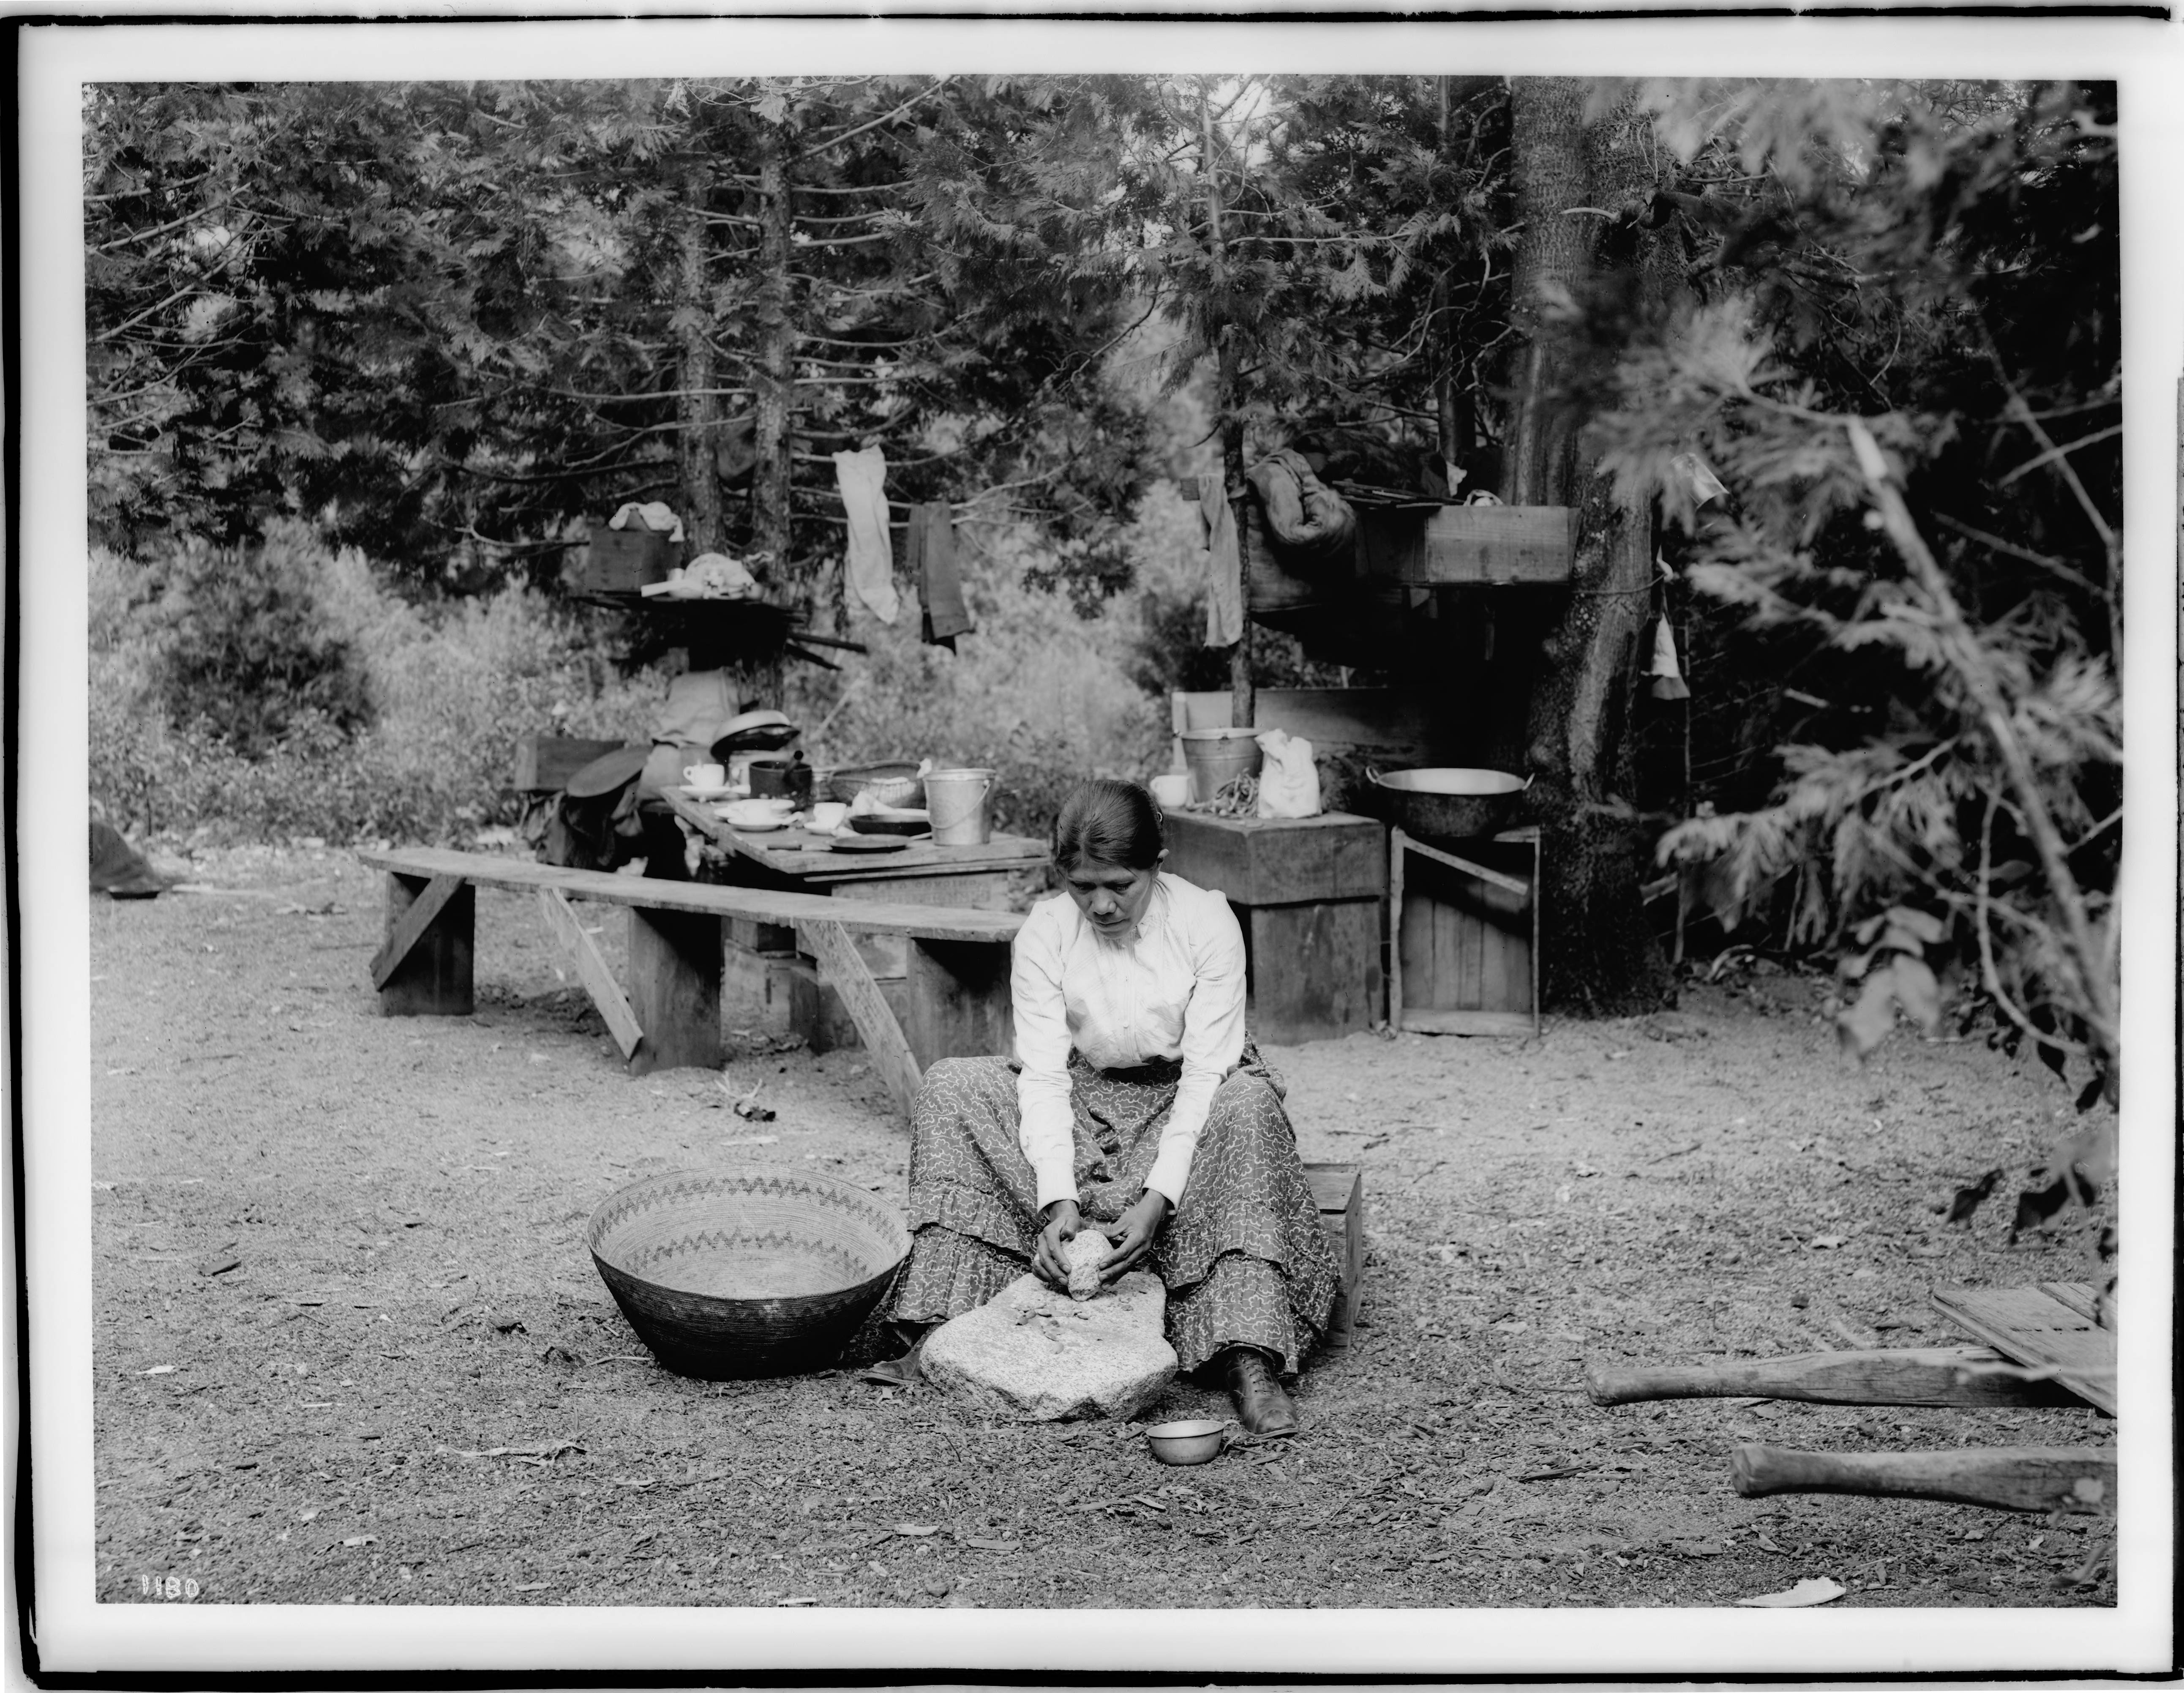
<box><xmin>1061</xmin><ymin>853</ymin><xmax>1164</xmax><ymax>937</ymax></box>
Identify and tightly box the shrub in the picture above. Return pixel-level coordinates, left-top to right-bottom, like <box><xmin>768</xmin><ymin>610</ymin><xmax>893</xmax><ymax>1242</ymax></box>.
<box><xmin>146</xmin><ymin>526</ymin><xmax>373</xmax><ymax>756</ymax></box>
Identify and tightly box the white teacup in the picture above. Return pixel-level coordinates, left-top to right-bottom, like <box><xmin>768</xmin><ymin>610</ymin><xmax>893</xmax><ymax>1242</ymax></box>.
<box><xmin>807</xmin><ymin>801</ymin><xmax>849</xmax><ymax>833</ymax></box>
<box><xmin>683</xmin><ymin>762</ymin><xmax>726</xmax><ymax>789</ymax></box>
<box><xmin>1149</xmin><ymin>771</ymin><xmax>1192</xmax><ymax>809</ymax></box>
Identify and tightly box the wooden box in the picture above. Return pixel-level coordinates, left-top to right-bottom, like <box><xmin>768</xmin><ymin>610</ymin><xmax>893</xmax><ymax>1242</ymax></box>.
<box><xmin>1359</xmin><ymin>503</ymin><xmax>1577</xmax><ymax>586</ymax></box>
<box><xmin>1391</xmin><ymin>827</ymin><xmax>1539</xmax><ymax>1037</ymax></box>
<box><xmin>1162</xmin><ymin>811</ymin><xmax>1386</xmax><ymax>908</ymax></box>
<box><xmin>513</xmin><ymin>735</ymin><xmax>637</xmax><ymax>794</ymax></box>
<box><xmin>1304</xmin><ymin>1161</ymin><xmax>1366</xmax><ymax>1348</ymax></box>
<box><xmin>582</xmin><ymin>525</ymin><xmax>679</xmax><ymax>593</ymax></box>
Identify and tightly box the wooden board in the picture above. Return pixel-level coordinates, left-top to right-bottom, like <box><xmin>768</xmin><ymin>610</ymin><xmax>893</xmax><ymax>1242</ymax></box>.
<box><xmin>1161</xmin><ymin>811</ymin><xmax>1387</xmax><ymax>907</ymax></box>
<box><xmin>1393</xmin><ymin>830</ymin><xmax>1535</xmax><ymax>1032</ymax></box>
<box><xmin>625</xmin><ymin>905</ymin><xmax>723</xmax><ymax>1074</ymax></box>
<box><xmin>371</xmin><ymin>873</ymin><xmax>466</xmax><ymax>990</ymax></box>
<box><xmin>377</xmin><ymin>873</ymin><xmax>473</xmax><ymax>1016</ymax></box>
<box><xmin>1359</xmin><ymin>504</ymin><xmax>1578</xmax><ymax>586</ymax></box>
<box><xmin>904</xmin><ymin>938</ymin><xmax>1015</xmax><ymax>1070</ymax></box>
<box><xmin>356</xmin><ymin>847</ymin><xmax>1025</xmax><ymax>944</ymax></box>
<box><xmin>1732</xmin><ymin>1444</ymin><xmax>2115</xmax><ymax>1513</ymax></box>
<box><xmin>804</xmin><ymin>917</ymin><xmax>925</xmax><ymax>1118</ymax></box>
<box><xmin>537</xmin><ymin>887</ymin><xmax>644</xmax><ymax>1061</ymax></box>
<box><xmin>1303</xmin><ymin>1162</ymin><xmax>1366</xmax><ymax>1349</ymax></box>
<box><xmin>1587</xmin><ymin>1346</ymin><xmax>2090</xmax><ymax>1409</ymax></box>
<box><xmin>1244</xmin><ymin>899</ymin><xmax>1383</xmax><ymax>1046</ymax></box>
<box><xmin>1929</xmin><ymin>1283</ymin><xmax>2116</xmax><ymax>1414</ymax></box>
<box><xmin>513</xmin><ymin>735</ymin><xmax>635</xmax><ymax>794</ymax></box>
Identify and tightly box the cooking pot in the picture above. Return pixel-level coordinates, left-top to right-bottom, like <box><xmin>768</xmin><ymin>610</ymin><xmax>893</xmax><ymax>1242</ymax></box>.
<box><xmin>1367</xmin><ymin>767</ymin><xmax>1530</xmax><ymax>841</ymax></box>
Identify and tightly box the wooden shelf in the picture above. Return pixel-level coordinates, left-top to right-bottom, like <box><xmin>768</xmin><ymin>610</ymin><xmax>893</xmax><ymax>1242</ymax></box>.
<box><xmin>1359</xmin><ymin>503</ymin><xmax>1578</xmax><ymax>586</ymax></box>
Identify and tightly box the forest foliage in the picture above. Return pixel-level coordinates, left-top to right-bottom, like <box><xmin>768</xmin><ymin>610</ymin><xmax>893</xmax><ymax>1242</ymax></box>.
<box><xmin>86</xmin><ymin>75</ymin><xmax>2122</xmax><ymax>1085</ymax></box>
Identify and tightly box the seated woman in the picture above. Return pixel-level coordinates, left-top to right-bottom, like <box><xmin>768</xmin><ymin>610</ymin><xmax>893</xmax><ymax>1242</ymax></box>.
<box><xmin>865</xmin><ymin>777</ymin><xmax>1340</xmax><ymax>1435</ymax></box>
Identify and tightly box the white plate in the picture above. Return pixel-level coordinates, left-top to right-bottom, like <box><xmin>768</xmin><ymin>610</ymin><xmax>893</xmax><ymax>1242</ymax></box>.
<box><xmin>723</xmin><ymin>816</ymin><xmax>788</xmax><ymax>833</ymax></box>
<box><xmin>680</xmin><ymin>782</ymin><xmax>737</xmax><ymax>801</ymax></box>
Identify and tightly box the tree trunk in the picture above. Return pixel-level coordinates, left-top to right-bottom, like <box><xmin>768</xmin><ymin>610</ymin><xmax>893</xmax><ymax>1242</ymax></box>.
<box><xmin>1203</xmin><ymin>83</ymin><xmax>1254</xmax><ymax>731</ymax></box>
<box><xmin>674</xmin><ymin>169</ymin><xmax>723</xmax><ymax>557</ymax></box>
<box><xmin>1504</xmin><ymin>76</ymin><xmax>1674</xmax><ymax>1013</ymax></box>
<box><xmin>751</xmin><ymin>125</ymin><xmax>796</xmax><ymax>601</ymax></box>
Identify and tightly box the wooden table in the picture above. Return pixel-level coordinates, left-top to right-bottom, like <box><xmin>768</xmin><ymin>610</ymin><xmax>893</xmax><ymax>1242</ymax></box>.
<box><xmin>660</xmin><ymin>785</ymin><xmax>1046</xmax><ymax>1053</ymax></box>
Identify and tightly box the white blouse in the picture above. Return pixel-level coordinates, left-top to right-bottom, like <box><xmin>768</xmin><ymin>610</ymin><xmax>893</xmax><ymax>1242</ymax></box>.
<box><xmin>1010</xmin><ymin>872</ymin><xmax>1247</xmax><ymax>1212</ymax></box>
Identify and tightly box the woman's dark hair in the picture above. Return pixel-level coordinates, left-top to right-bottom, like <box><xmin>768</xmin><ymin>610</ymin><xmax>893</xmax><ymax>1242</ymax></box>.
<box><xmin>1051</xmin><ymin>777</ymin><xmax>1164</xmax><ymax>872</ymax></box>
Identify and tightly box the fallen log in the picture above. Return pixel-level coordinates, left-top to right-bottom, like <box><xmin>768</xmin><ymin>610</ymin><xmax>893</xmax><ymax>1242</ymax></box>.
<box><xmin>1586</xmin><ymin>1346</ymin><xmax>2086</xmax><ymax>1409</ymax></box>
<box><xmin>1731</xmin><ymin>1444</ymin><xmax>2114</xmax><ymax>1513</ymax></box>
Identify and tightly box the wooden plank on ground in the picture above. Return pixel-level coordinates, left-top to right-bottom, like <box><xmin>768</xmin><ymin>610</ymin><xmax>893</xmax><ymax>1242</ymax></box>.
<box><xmin>371</xmin><ymin>873</ymin><xmax>466</xmax><ymax>989</ymax></box>
<box><xmin>804</xmin><ymin>917</ymin><xmax>924</xmax><ymax>1118</ymax></box>
<box><xmin>1731</xmin><ymin>1444</ymin><xmax>2115</xmax><ymax>1513</ymax></box>
<box><xmin>1399</xmin><ymin>1008</ymin><xmax>1537</xmax><ymax>1039</ymax></box>
<box><xmin>1929</xmin><ymin>1283</ymin><xmax>2115</xmax><ymax>1414</ymax></box>
<box><xmin>1586</xmin><ymin>1346</ymin><xmax>2090</xmax><ymax>1409</ymax></box>
<box><xmin>357</xmin><ymin>846</ymin><xmax>1025</xmax><ymax>943</ymax></box>
<box><xmin>537</xmin><ymin>887</ymin><xmax>645</xmax><ymax>1062</ymax></box>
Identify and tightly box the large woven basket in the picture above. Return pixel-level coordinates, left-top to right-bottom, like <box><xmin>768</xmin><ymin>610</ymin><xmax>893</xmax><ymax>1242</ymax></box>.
<box><xmin>587</xmin><ymin>1167</ymin><xmax>910</xmax><ymax>1379</ymax></box>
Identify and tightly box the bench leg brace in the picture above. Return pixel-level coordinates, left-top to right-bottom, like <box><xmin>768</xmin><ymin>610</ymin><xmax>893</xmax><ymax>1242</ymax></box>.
<box><xmin>804</xmin><ymin>918</ymin><xmax>922</xmax><ymax>1116</ymax></box>
<box><xmin>376</xmin><ymin>873</ymin><xmax>474</xmax><ymax>1015</ymax></box>
<box><xmin>537</xmin><ymin>888</ymin><xmax>646</xmax><ymax>1064</ymax></box>
<box><xmin>627</xmin><ymin>907</ymin><xmax>723</xmax><ymax>1075</ymax></box>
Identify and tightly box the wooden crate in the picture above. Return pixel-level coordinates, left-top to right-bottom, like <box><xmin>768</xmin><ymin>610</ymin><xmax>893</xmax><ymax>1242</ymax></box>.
<box><xmin>513</xmin><ymin>734</ymin><xmax>638</xmax><ymax>794</ymax></box>
<box><xmin>1391</xmin><ymin>826</ymin><xmax>1539</xmax><ymax>1037</ymax></box>
<box><xmin>1163</xmin><ymin>810</ymin><xmax>1386</xmax><ymax>907</ymax></box>
<box><xmin>1305</xmin><ymin>1161</ymin><xmax>1366</xmax><ymax>1348</ymax></box>
<box><xmin>582</xmin><ymin>525</ymin><xmax>679</xmax><ymax>592</ymax></box>
<box><xmin>1359</xmin><ymin>503</ymin><xmax>1577</xmax><ymax>586</ymax></box>
<box><xmin>1929</xmin><ymin>1282</ymin><xmax>2115</xmax><ymax>1414</ymax></box>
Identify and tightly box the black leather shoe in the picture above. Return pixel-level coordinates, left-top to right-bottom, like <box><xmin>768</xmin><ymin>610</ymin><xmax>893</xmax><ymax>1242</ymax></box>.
<box><xmin>1223</xmin><ymin>1346</ymin><xmax>1300</xmax><ymax>1437</ymax></box>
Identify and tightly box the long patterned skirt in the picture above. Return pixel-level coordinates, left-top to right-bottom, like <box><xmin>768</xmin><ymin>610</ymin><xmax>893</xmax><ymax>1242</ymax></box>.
<box><xmin>888</xmin><ymin>1050</ymin><xmax>1340</xmax><ymax>1375</ymax></box>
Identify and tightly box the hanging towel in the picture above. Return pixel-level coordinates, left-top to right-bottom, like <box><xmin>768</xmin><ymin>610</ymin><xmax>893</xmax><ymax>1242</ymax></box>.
<box><xmin>833</xmin><ymin>447</ymin><xmax>898</xmax><ymax>624</ymax></box>
<box><xmin>908</xmin><ymin>500</ymin><xmax>973</xmax><ymax>650</ymax></box>
<box><xmin>1196</xmin><ymin>474</ymin><xmax>1244</xmax><ymax>649</ymax></box>
<box><xmin>608</xmin><ymin>500</ymin><xmax>686</xmax><ymax>543</ymax></box>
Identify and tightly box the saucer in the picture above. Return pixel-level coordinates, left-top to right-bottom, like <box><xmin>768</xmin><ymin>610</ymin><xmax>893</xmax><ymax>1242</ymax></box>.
<box><xmin>681</xmin><ymin>782</ymin><xmax>737</xmax><ymax>801</ymax></box>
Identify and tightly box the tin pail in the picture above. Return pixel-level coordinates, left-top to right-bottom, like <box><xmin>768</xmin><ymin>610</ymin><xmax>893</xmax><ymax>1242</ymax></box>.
<box><xmin>925</xmin><ymin>767</ymin><xmax>997</xmax><ymax>846</ymax></box>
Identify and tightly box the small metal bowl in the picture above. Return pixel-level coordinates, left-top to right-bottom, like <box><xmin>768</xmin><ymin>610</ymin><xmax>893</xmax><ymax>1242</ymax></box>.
<box><xmin>1145</xmin><ymin>1418</ymin><xmax>1238</xmax><ymax>1466</ymax></box>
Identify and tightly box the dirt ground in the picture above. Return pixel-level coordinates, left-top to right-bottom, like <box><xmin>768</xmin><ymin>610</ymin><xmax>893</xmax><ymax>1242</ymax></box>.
<box><xmin>90</xmin><ymin>843</ymin><xmax>2116</xmax><ymax>1614</ymax></box>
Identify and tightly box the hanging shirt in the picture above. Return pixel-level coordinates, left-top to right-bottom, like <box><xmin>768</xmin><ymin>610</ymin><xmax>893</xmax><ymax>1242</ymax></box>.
<box><xmin>908</xmin><ymin>500</ymin><xmax>973</xmax><ymax>649</ymax></box>
<box><xmin>1196</xmin><ymin>475</ymin><xmax>1244</xmax><ymax>648</ymax></box>
<box><xmin>1010</xmin><ymin>873</ymin><xmax>1247</xmax><ymax>1212</ymax></box>
<box><xmin>833</xmin><ymin>446</ymin><xmax>898</xmax><ymax>623</ymax></box>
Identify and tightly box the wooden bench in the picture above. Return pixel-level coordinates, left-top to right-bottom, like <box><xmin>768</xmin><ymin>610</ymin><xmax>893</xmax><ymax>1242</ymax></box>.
<box><xmin>359</xmin><ymin>847</ymin><xmax>1023</xmax><ymax>1104</ymax></box>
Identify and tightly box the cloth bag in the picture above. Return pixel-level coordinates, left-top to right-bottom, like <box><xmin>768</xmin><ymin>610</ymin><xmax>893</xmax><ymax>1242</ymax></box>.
<box><xmin>1254</xmin><ymin>729</ymin><xmax>1321</xmax><ymax>819</ymax></box>
<box><xmin>1245</xmin><ymin>450</ymin><xmax>1357</xmax><ymax>565</ymax></box>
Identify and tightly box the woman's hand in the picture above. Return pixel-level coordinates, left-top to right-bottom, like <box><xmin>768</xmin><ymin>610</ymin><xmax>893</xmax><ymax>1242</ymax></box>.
<box><xmin>1032</xmin><ymin>1199</ymin><xmax>1082</xmax><ymax>1288</ymax></box>
<box><xmin>1100</xmin><ymin>1190</ymin><xmax>1171</xmax><ymax>1283</ymax></box>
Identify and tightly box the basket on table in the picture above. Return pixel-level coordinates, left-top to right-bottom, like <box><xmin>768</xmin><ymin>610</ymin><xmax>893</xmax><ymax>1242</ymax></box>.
<box><xmin>587</xmin><ymin>1167</ymin><xmax>909</xmax><ymax>1379</ymax></box>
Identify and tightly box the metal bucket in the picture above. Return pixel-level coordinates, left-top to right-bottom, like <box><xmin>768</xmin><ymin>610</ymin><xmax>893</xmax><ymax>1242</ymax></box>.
<box><xmin>1181</xmin><ymin>728</ymin><xmax>1263</xmax><ymax>804</ymax></box>
<box><xmin>925</xmin><ymin>767</ymin><xmax>997</xmax><ymax>846</ymax></box>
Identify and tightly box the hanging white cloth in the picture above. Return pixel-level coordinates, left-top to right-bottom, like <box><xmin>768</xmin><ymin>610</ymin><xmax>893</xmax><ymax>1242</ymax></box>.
<box><xmin>833</xmin><ymin>447</ymin><xmax>899</xmax><ymax>624</ymax></box>
<box><xmin>1650</xmin><ymin>616</ymin><xmax>1690</xmax><ymax>701</ymax></box>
